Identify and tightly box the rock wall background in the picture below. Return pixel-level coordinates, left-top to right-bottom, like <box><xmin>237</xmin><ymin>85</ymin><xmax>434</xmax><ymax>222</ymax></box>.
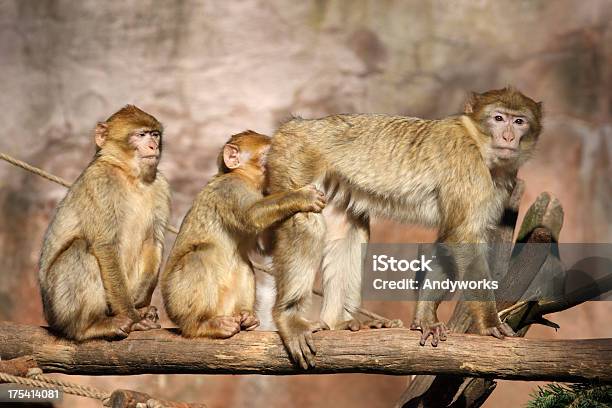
<box><xmin>0</xmin><ymin>1</ymin><xmax>610</xmax><ymax>407</ymax></box>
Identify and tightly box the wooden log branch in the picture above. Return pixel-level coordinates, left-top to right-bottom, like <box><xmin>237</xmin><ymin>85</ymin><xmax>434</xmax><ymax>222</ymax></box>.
<box><xmin>516</xmin><ymin>191</ymin><xmax>564</xmax><ymax>243</ymax></box>
<box><xmin>0</xmin><ymin>323</ymin><xmax>610</xmax><ymax>382</ymax></box>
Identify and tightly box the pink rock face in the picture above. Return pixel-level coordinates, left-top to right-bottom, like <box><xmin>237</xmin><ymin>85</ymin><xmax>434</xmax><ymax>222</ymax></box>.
<box><xmin>0</xmin><ymin>1</ymin><xmax>610</xmax><ymax>407</ymax></box>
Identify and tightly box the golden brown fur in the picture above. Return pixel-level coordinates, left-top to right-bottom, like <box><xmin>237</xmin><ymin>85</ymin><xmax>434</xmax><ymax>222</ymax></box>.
<box><xmin>39</xmin><ymin>105</ymin><xmax>170</xmax><ymax>341</ymax></box>
<box><xmin>162</xmin><ymin>131</ymin><xmax>325</xmax><ymax>339</ymax></box>
<box><xmin>266</xmin><ymin>87</ymin><xmax>542</xmax><ymax>368</ymax></box>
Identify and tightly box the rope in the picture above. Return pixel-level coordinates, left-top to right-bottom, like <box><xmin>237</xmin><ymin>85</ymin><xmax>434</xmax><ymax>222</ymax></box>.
<box><xmin>27</xmin><ymin>368</ymin><xmax>110</xmax><ymax>400</ymax></box>
<box><xmin>2</xmin><ymin>368</ymin><xmax>204</xmax><ymax>407</ymax></box>
<box><xmin>0</xmin><ymin>368</ymin><xmax>111</xmax><ymax>406</ymax></box>
<box><xmin>0</xmin><ymin>152</ymin><xmax>71</xmax><ymax>187</ymax></box>
<box><xmin>0</xmin><ymin>151</ymin><xmax>179</xmax><ymax>234</ymax></box>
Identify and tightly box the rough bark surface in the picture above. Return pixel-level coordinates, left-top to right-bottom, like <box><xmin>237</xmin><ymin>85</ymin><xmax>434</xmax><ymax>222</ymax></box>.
<box><xmin>0</xmin><ymin>323</ymin><xmax>610</xmax><ymax>382</ymax></box>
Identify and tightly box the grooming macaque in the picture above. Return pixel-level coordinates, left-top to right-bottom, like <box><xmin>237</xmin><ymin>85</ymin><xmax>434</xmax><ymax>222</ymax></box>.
<box><xmin>39</xmin><ymin>105</ymin><xmax>170</xmax><ymax>341</ymax></box>
<box><xmin>162</xmin><ymin>131</ymin><xmax>326</xmax><ymax>339</ymax></box>
<box><xmin>266</xmin><ymin>87</ymin><xmax>542</xmax><ymax>368</ymax></box>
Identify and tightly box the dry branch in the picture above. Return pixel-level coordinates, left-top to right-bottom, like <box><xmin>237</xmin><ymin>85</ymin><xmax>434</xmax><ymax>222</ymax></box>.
<box><xmin>0</xmin><ymin>322</ymin><xmax>610</xmax><ymax>382</ymax></box>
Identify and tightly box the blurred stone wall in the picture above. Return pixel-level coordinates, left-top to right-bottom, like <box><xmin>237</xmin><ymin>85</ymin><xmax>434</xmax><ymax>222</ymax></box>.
<box><xmin>0</xmin><ymin>1</ymin><xmax>610</xmax><ymax>407</ymax></box>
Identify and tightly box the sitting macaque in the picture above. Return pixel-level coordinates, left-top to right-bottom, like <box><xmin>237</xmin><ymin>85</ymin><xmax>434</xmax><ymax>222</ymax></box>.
<box><xmin>38</xmin><ymin>105</ymin><xmax>170</xmax><ymax>341</ymax></box>
<box><xmin>162</xmin><ymin>130</ymin><xmax>326</xmax><ymax>338</ymax></box>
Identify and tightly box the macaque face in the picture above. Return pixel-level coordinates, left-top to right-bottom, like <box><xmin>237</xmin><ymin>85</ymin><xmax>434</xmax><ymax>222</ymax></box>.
<box><xmin>485</xmin><ymin>106</ymin><xmax>532</xmax><ymax>160</ymax></box>
<box><xmin>129</xmin><ymin>128</ymin><xmax>162</xmax><ymax>166</ymax></box>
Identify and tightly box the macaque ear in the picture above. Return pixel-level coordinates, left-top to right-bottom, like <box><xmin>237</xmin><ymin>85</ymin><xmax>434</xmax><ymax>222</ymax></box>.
<box><xmin>463</xmin><ymin>92</ymin><xmax>479</xmax><ymax>114</ymax></box>
<box><xmin>223</xmin><ymin>144</ymin><xmax>241</xmax><ymax>169</ymax></box>
<box><xmin>94</xmin><ymin>123</ymin><xmax>108</xmax><ymax>148</ymax></box>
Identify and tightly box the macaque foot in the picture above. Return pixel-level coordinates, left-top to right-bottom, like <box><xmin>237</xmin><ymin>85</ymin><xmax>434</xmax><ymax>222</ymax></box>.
<box><xmin>314</xmin><ymin>320</ymin><xmax>331</xmax><ymax>331</ymax></box>
<box><xmin>479</xmin><ymin>322</ymin><xmax>516</xmax><ymax>339</ymax></box>
<box><xmin>237</xmin><ymin>311</ymin><xmax>260</xmax><ymax>331</ymax></box>
<box><xmin>205</xmin><ymin>316</ymin><xmax>241</xmax><ymax>339</ymax></box>
<box><xmin>361</xmin><ymin>318</ymin><xmax>404</xmax><ymax>329</ymax></box>
<box><xmin>340</xmin><ymin>318</ymin><xmax>404</xmax><ymax>331</ymax></box>
<box><xmin>338</xmin><ymin>319</ymin><xmax>361</xmax><ymax>331</ymax></box>
<box><xmin>279</xmin><ymin>318</ymin><xmax>328</xmax><ymax>369</ymax></box>
<box><xmin>76</xmin><ymin>315</ymin><xmax>133</xmax><ymax>341</ymax></box>
<box><xmin>109</xmin><ymin>315</ymin><xmax>133</xmax><ymax>339</ymax></box>
<box><xmin>410</xmin><ymin>321</ymin><xmax>449</xmax><ymax>347</ymax></box>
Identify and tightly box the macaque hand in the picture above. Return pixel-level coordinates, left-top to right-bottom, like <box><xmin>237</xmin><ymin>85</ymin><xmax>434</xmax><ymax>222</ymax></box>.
<box><xmin>296</xmin><ymin>185</ymin><xmax>327</xmax><ymax>213</ymax></box>
<box><xmin>138</xmin><ymin>305</ymin><xmax>160</xmax><ymax>323</ymax></box>
<box><xmin>131</xmin><ymin>306</ymin><xmax>161</xmax><ymax>331</ymax></box>
<box><xmin>479</xmin><ymin>321</ymin><xmax>516</xmax><ymax>339</ymax></box>
<box><xmin>410</xmin><ymin>319</ymin><xmax>449</xmax><ymax>347</ymax></box>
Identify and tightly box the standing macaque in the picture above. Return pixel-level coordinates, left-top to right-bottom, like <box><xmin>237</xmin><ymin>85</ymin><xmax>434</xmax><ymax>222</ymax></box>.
<box><xmin>266</xmin><ymin>87</ymin><xmax>542</xmax><ymax>368</ymax></box>
<box><xmin>162</xmin><ymin>131</ymin><xmax>326</xmax><ymax>339</ymax></box>
<box><xmin>39</xmin><ymin>105</ymin><xmax>170</xmax><ymax>341</ymax></box>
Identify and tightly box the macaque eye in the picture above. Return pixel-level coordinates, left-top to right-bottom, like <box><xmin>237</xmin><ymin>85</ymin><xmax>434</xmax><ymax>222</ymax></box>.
<box><xmin>514</xmin><ymin>118</ymin><xmax>524</xmax><ymax>125</ymax></box>
<box><xmin>494</xmin><ymin>115</ymin><xmax>504</xmax><ymax>122</ymax></box>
